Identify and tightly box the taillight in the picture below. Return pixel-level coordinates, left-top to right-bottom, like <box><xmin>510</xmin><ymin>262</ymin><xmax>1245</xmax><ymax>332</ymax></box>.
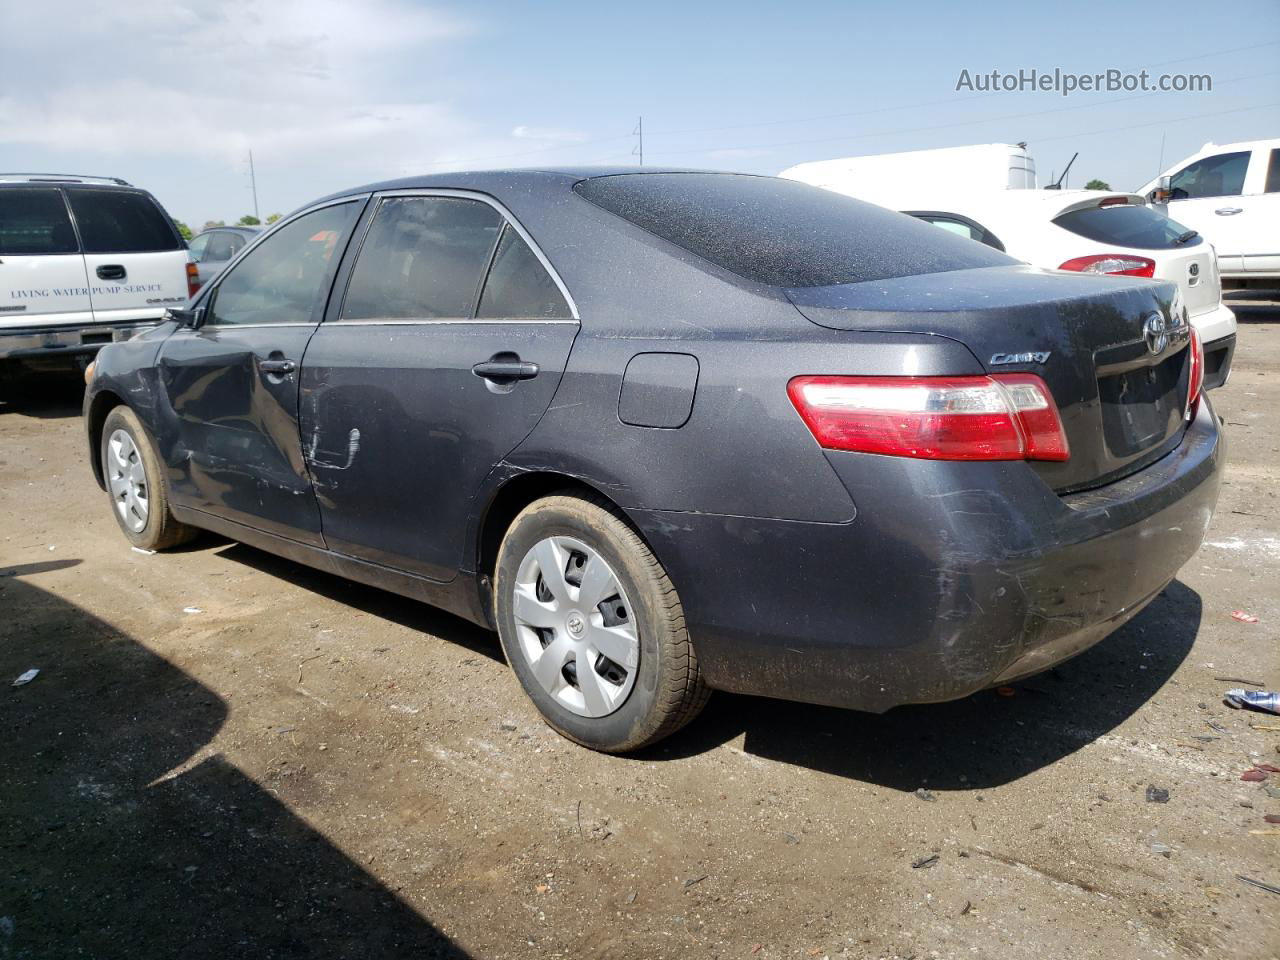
<box><xmin>787</xmin><ymin>374</ymin><xmax>1070</xmax><ymax>462</ymax></box>
<box><xmin>186</xmin><ymin>261</ymin><xmax>200</xmax><ymax>298</ymax></box>
<box><xmin>1058</xmin><ymin>254</ymin><xmax>1155</xmax><ymax>278</ymax></box>
<box><xmin>1186</xmin><ymin>327</ymin><xmax>1204</xmax><ymax>419</ymax></box>
<box><xmin>1098</xmin><ymin>196</ymin><xmax>1130</xmax><ymax>207</ymax></box>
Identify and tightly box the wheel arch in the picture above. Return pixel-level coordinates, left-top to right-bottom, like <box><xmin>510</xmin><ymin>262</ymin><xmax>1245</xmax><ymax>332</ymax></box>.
<box><xmin>473</xmin><ymin>470</ymin><xmax>675</xmax><ymax>621</ymax></box>
<box><xmin>85</xmin><ymin>389</ymin><xmax>127</xmax><ymax>489</ymax></box>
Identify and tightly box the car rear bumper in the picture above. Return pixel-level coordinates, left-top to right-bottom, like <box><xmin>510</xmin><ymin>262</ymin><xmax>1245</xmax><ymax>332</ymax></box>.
<box><xmin>0</xmin><ymin>320</ymin><xmax>162</xmax><ymax>361</ymax></box>
<box><xmin>629</xmin><ymin>399</ymin><xmax>1223</xmax><ymax>713</ymax></box>
<box><xmin>1202</xmin><ymin>331</ymin><xmax>1235</xmax><ymax>391</ymax></box>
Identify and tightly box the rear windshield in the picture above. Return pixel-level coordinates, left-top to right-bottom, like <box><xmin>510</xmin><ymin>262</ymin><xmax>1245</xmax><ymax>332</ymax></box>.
<box><xmin>0</xmin><ymin>188</ymin><xmax>79</xmax><ymax>255</ymax></box>
<box><xmin>1053</xmin><ymin>203</ymin><xmax>1201</xmax><ymax>250</ymax></box>
<box><xmin>572</xmin><ymin>173</ymin><xmax>1013</xmax><ymax>288</ymax></box>
<box><xmin>65</xmin><ymin>189</ymin><xmax>182</xmax><ymax>254</ymax></box>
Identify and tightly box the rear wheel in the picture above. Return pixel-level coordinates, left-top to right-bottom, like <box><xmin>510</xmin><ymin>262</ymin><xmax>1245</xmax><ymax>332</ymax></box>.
<box><xmin>100</xmin><ymin>406</ymin><xmax>196</xmax><ymax>551</ymax></box>
<box><xmin>494</xmin><ymin>492</ymin><xmax>709</xmax><ymax>752</ymax></box>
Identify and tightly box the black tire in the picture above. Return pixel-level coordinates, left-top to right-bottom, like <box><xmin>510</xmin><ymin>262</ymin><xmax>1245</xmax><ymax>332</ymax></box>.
<box><xmin>494</xmin><ymin>492</ymin><xmax>710</xmax><ymax>753</ymax></box>
<box><xmin>99</xmin><ymin>405</ymin><xmax>197</xmax><ymax>551</ymax></box>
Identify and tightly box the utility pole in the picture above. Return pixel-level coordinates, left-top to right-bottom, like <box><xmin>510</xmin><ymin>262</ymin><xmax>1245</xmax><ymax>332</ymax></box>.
<box><xmin>248</xmin><ymin>149</ymin><xmax>260</xmax><ymax>222</ymax></box>
<box><xmin>632</xmin><ymin>116</ymin><xmax>643</xmax><ymax>166</ymax></box>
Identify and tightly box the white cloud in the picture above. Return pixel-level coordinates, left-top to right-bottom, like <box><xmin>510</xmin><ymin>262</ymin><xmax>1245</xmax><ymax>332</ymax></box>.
<box><xmin>511</xmin><ymin>125</ymin><xmax>590</xmax><ymax>143</ymax></box>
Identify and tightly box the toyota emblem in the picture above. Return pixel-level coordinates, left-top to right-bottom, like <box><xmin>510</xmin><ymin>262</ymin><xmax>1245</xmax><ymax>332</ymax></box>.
<box><xmin>1143</xmin><ymin>312</ymin><xmax>1168</xmax><ymax>354</ymax></box>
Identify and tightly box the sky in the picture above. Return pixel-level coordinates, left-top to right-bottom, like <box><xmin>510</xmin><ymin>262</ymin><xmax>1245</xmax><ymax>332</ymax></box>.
<box><xmin>2</xmin><ymin>0</ymin><xmax>1278</xmax><ymax>228</ymax></box>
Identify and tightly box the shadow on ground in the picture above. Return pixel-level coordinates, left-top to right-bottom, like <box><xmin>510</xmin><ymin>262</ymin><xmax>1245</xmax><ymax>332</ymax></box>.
<box><xmin>208</xmin><ymin>532</ymin><xmax>1202</xmax><ymax>794</ymax></box>
<box><xmin>657</xmin><ymin>580</ymin><xmax>1204</xmax><ymax>790</ymax></box>
<box><xmin>214</xmin><ymin>542</ymin><xmax>505</xmax><ymax>665</ymax></box>
<box><xmin>0</xmin><ymin>371</ymin><xmax>85</xmax><ymax>419</ymax></box>
<box><xmin>0</xmin><ymin>561</ymin><xmax>468</xmax><ymax>959</ymax></box>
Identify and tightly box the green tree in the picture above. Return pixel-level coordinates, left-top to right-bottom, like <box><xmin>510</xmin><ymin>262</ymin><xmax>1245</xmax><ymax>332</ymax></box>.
<box><xmin>1085</xmin><ymin>179</ymin><xmax>1111</xmax><ymax>191</ymax></box>
<box><xmin>173</xmin><ymin>220</ymin><xmax>193</xmax><ymax>242</ymax></box>
<box><xmin>238</xmin><ymin>214</ymin><xmax>262</xmax><ymax>226</ymax></box>
<box><xmin>265</xmin><ymin>212</ymin><xmax>282</xmax><ymax>224</ymax></box>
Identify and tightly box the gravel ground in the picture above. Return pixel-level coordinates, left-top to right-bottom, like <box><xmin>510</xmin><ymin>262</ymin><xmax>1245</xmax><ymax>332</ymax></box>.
<box><xmin>2</xmin><ymin>309</ymin><xmax>1278</xmax><ymax>960</ymax></box>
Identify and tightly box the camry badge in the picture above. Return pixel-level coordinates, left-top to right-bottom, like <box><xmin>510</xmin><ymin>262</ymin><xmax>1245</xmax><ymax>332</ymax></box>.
<box><xmin>1143</xmin><ymin>313</ymin><xmax>1168</xmax><ymax>355</ymax></box>
<box><xmin>990</xmin><ymin>351</ymin><xmax>1051</xmax><ymax>365</ymax></box>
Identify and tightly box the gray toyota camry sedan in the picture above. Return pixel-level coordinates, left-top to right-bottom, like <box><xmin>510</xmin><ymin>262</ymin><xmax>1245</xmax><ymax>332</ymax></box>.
<box><xmin>83</xmin><ymin>169</ymin><xmax>1222</xmax><ymax>752</ymax></box>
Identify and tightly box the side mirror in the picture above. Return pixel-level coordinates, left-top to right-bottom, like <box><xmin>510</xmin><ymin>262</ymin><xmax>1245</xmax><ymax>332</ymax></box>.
<box><xmin>166</xmin><ymin>306</ymin><xmax>204</xmax><ymax>328</ymax></box>
<box><xmin>1151</xmin><ymin>175</ymin><xmax>1173</xmax><ymax>204</ymax></box>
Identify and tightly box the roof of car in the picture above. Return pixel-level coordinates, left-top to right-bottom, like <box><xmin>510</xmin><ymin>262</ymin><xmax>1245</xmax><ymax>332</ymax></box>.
<box><xmin>313</xmin><ymin>166</ymin><xmax>753</xmax><ymax>205</ymax></box>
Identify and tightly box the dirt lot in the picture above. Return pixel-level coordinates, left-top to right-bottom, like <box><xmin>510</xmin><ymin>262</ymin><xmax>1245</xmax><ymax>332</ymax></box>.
<box><xmin>2</xmin><ymin>310</ymin><xmax>1278</xmax><ymax>960</ymax></box>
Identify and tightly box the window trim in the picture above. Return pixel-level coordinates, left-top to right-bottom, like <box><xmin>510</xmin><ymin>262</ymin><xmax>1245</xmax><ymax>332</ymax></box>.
<box><xmin>193</xmin><ymin>194</ymin><xmax>370</xmax><ymax>329</ymax></box>
<box><xmin>329</xmin><ymin>188</ymin><xmax>580</xmax><ymax>325</ymax></box>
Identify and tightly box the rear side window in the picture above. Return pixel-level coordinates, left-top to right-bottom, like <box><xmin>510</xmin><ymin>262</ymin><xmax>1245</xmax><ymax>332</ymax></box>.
<box><xmin>573</xmin><ymin>173</ymin><xmax>1013</xmax><ymax>288</ymax></box>
<box><xmin>342</xmin><ymin>197</ymin><xmax>503</xmax><ymax>320</ymax></box>
<box><xmin>66</xmin><ymin>189</ymin><xmax>181</xmax><ymax>253</ymax></box>
<box><xmin>477</xmin><ymin>225</ymin><xmax>571</xmax><ymax>319</ymax></box>
<box><xmin>1053</xmin><ymin>203</ymin><xmax>1201</xmax><ymax>250</ymax></box>
<box><xmin>0</xmin><ymin>189</ymin><xmax>79</xmax><ymax>255</ymax></box>
<box><xmin>1168</xmin><ymin>152</ymin><xmax>1249</xmax><ymax>200</ymax></box>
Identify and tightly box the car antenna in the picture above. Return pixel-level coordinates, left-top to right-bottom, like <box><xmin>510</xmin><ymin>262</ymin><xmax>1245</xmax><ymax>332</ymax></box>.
<box><xmin>1046</xmin><ymin>152</ymin><xmax>1078</xmax><ymax>190</ymax></box>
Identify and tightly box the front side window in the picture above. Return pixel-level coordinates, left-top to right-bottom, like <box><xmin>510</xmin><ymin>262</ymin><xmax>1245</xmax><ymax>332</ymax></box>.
<box><xmin>1168</xmin><ymin>152</ymin><xmax>1249</xmax><ymax>200</ymax></box>
<box><xmin>204</xmin><ymin>232</ymin><xmax>238</xmax><ymax>262</ymax></box>
<box><xmin>207</xmin><ymin>202</ymin><xmax>358</xmax><ymax>326</ymax></box>
<box><xmin>65</xmin><ymin>189</ymin><xmax>182</xmax><ymax>253</ymax></box>
<box><xmin>0</xmin><ymin>189</ymin><xmax>79</xmax><ymax>255</ymax></box>
<box><xmin>477</xmin><ymin>225</ymin><xmax>571</xmax><ymax>319</ymax></box>
<box><xmin>342</xmin><ymin>197</ymin><xmax>503</xmax><ymax>320</ymax></box>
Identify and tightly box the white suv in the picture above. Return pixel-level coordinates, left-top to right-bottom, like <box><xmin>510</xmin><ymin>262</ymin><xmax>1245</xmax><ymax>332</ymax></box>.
<box><xmin>0</xmin><ymin>174</ymin><xmax>194</xmax><ymax>370</ymax></box>
<box><xmin>1138</xmin><ymin>138</ymin><xmax>1280</xmax><ymax>294</ymax></box>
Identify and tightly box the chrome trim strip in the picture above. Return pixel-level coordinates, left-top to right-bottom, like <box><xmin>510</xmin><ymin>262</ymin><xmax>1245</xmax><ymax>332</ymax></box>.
<box><xmin>326</xmin><ymin>318</ymin><xmax>579</xmax><ymax>327</ymax></box>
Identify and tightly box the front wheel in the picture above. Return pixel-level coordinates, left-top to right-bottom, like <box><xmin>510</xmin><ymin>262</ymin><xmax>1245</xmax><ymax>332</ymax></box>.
<box><xmin>494</xmin><ymin>492</ymin><xmax>709</xmax><ymax>752</ymax></box>
<box><xmin>100</xmin><ymin>406</ymin><xmax>197</xmax><ymax>551</ymax></box>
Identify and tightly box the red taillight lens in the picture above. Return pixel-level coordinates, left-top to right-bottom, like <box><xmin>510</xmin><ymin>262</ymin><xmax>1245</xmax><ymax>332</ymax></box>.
<box><xmin>787</xmin><ymin>374</ymin><xmax>1070</xmax><ymax>462</ymax></box>
<box><xmin>1186</xmin><ymin>327</ymin><xmax>1204</xmax><ymax>418</ymax></box>
<box><xmin>1058</xmin><ymin>254</ymin><xmax>1155</xmax><ymax>278</ymax></box>
<box><xmin>1097</xmin><ymin>196</ymin><xmax>1130</xmax><ymax>208</ymax></box>
<box><xmin>186</xmin><ymin>261</ymin><xmax>200</xmax><ymax>298</ymax></box>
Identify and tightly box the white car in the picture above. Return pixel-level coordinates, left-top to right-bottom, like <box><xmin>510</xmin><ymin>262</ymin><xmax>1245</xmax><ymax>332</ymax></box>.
<box><xmin>0</xmin><ymin>174</ymin><xmax>194</xmax><ymax>372</ymax></box>
<box><xmin>829</xmin><ymin>189</ymin><xmax>1235</xmax><ymax>389</ymax></box>
<box><xmin>1137</xmin><ymin>138</ymin><xmax>1280</xmax><ymax>293</ymax></box>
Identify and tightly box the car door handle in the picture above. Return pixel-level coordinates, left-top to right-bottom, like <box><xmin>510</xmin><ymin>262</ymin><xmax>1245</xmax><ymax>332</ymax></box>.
<box><xmin>96</xmin><ymin>264</ymin><xmax>126</xmax><ymax>280</ymax></box>
<box><xmin>472</xmin><ymin>359</ymin><xmax>539</xmax><ymax>382</ymax></box>
<box><xmin>259</xmin><ymin>358</ymin><xmax>296</xmax><ymax>374</ymax></box>
<box><xmin>1214</xmin><ymin>207</ymin><xmax>1243</xmax><ymax>215</ymax></box>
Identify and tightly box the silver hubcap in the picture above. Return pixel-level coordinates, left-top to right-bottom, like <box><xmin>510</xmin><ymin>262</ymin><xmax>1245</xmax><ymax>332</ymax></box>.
<box><xmin>106</xmin><ymin>429</ymin><xmax>149</xmax><ymax>533</ymax></box>
<box><xmin>511</xmin><ymin>536</ymin><xmax>639</xmax><ymax>718</ymax></box>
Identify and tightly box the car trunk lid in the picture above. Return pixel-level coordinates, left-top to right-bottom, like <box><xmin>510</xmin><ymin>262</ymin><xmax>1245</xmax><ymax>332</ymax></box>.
<box><xmin>786</xmin><ymin>264</ymin><xmax>1193</xmax><ymax>493</ymax></box>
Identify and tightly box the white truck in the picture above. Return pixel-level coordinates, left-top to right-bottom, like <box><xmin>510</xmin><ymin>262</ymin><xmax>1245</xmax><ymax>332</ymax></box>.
<box><xmin>1137</xmin><ymin>139</ymin><xmax>1280</xmax><ymax>293</ymax></box>
<box><xmin>778</xmin><ymin>143</ymin><xmax>1038</xmax><ymax>204</ymax></box>
<box><xmin>0</xmin><ymin>174</ymin><xmax>194</xmax><ymax>375</ymax></box>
